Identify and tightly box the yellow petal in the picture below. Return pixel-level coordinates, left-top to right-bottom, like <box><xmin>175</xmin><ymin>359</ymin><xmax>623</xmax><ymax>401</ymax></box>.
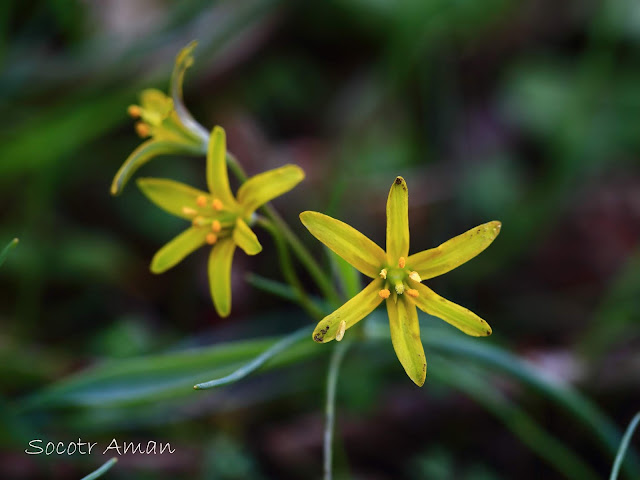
<box><xmin>408</xmin><ymin>221</ymin><xmax>501</xmax><ymax>280</ymax></box>
<box><xmin>386</xmin><ymin>176</ymin><xmax>410</xmax><ymax>263</ymax></box>
<box><xmin>137</xmin><ymin>178</ymin><xmax>210</xmax><ymax>220</ymax></box>
<box><xmin>237</xmin><ymin>165</ymin><xmax>305</xmax><ymax>215</ymax></box>
<box><xmin>387</xmin><ymin>296</ymin><xmax>426</xmax><ymax>386</ymax></box>
<box><xmin>206</xmin><ymin>126</ymin><xmax>238</xmax><ymax>209</ymax></box>
<box><xmin>208</xmin><ymin>237</ymin><xmax>236</xmax><ymax>317</ymax></box>
<box><xmin>300</xmin><ymin>211</ymin><xmax>386</xmax><ymax>278</ymax></box>
<box><xmin>111</xmin><ymin>140</ymin><xmax>190</xmax><ymax>195</ymax></box>
<box><xmin>408</xmin><ymin>281</ymin><xmax>492</xmax><ymax>336</ymax></box>
<box><xmin>233</xmin><ymin>218</ymin><xmax>262</xmax><ymax>256</ymax></box>
<box><xmin>312</xmin><ymin>279</ymin><xmax>384</xmax><ymax>343</ymax></box>
<box><xmin>150</xmin><ymin>227</ymin><xmax>208</xmax><ymax>273</ymax></box>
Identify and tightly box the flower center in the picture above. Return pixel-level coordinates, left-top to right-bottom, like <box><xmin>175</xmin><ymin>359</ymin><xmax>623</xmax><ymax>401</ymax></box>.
<box><xmin>181</xmin><ymin>195</ymin><xmax>237</xmax><ymax>245</ymax></box>
<box><xmin>378</xmin><ymin>257</ymin><xmax>421</xmax><ymax>298</ymax></box>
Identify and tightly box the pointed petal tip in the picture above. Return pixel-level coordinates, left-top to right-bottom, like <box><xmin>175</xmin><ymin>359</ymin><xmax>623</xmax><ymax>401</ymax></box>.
<box><xmin>110</xmin><ymin>181</ymin><xmax>121</xmax><ymax>196</ymax></box>
<box><xmin>392</xmin><ymin>176</ymin><xmax>408</xmax><ymax>189</ymax></box>
<box><xmin>289</xmin><ymin>164</ymin><xmax>305</xmax><ymax>181</ymax></box>
<box><xmin>212</xmin><ymin>125</ymin><xmax>225</xmax><ymax>137</ymax></box>
<box><xmin>149</xmin><ymin>262</ymin><xmax>163</xmax><ymax>275</ymax></box>
<box><xmin>408</xmin><ymin>362</ymin><xmax>427</xmax><ymax>387</ymax></box>
<box><xmin>299</xmin><ymin>210</ymin><xmax>315</xmax><ymax>226</ymax></box>
<box><xmin>176</xmin><ymin>41</ymin><xmax>198</xmax><ymax>65</ymax></box>
<box><xmin>312</xmin><ymin>326</ymin><xmax>332</xmax><ymax>343</ymax></box>
<box><xmin>394</xmin><ymin>175</ymin><xmax>407</xmax><ymax>186</ymax></box>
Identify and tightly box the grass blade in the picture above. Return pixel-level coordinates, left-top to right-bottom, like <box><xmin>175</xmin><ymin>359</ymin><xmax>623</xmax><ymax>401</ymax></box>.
<box><xmin>610</xmin><ymin>412</ymin><xmax>640</xmax><ymax>480</ymax></box>
<box><xmin>432</xmin><ymin>358</ymin><xmax>600</xmax><ymax>480</ymax></box>
<box><xmin>364</xmin><ymin>315</ymin><xmax>640</xmax><ymax>478</ymax></box>
<box><xmin>80</xmin><ymin>458</ymin><xmax>117</xmax><ymax>480</ymax></box>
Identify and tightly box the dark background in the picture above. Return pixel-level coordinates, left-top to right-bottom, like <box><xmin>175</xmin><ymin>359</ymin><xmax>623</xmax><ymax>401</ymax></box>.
<box><xmin>0</xmin><ymin>0</ymin><xmax>639</xmax><ymax>478</ymax></box>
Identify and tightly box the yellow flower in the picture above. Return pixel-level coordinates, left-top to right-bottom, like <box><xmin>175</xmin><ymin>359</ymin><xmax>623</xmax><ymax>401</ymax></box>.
<box><xmin>300</xmin><ymin>177</ymin><xmax>501</xmax><ymax>386</ymax></box>
<box><xmin>111</xmin><ymin>42</ymin><xmax>207</xmax><ymax>196</ymax></box>
<box><xmin>138</xmin><ymin>126</ymin><xmax>304</xmax><ymax>317</ymax></box>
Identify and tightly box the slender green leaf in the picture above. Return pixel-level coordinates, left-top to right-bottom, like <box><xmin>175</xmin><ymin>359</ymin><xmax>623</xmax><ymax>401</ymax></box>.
<box><xmin>610</xmin><ymin>412</ymin><xmax>640</xmax><ymax>480</ymax></box>
<box><xmin>432</xmin><ymin>359</ymin><xmax>600</xmax><ymax>480</ymax></box>
<box><xmin>194</xmin><ymin>326</ymin><xmax>312</xmax><ymax>389</ymax></box>
<box><xmin>364</xmin><ymin>315</ymin><xmax>639</xmax><ymax>478</ymax></box>
<box><xmin>246</xmin><ymin>273</ymin><xmax>299</xmax><ymax>303</ymax></box>
<box><xmin>26</xmin><ymin>335</ymin><xmax>322</xmax><ymax>409</ymax></box>
<box><xmin>81</xmin><ymin>458</ymin><xmax>117</xmax><ymax>480</ymax></box>
<box><xmin>328</xmin><ymin>249</ymin><xmax>361</xmax><ymax>299</ymax></box>
<box><xmin>0</xmin><ymin>238</ymin><xmax>18</xmax><ymax>267</ymax></box>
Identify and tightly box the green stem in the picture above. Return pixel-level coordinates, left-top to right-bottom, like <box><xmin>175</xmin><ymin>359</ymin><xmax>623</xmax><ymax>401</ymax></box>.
<box><xmin>226</xmin><ymin>152</ymin><xmax>248</xmax><ymax>182</ymax></box>
<box><xmin>227</xmin><ymin>151</ymin><xmax>341</xmax><ymax>305</ymax></box>
<box><xmin>324</xmin><ymin>340</ymin><xmax>351</xmax><ymax>480</ymax></box>
<box><xmin>256</xmin><ymin>217</ymin><xmax>324</xmax><ymax>320</ymax></box>
<box><xmin>264</xmin><ymin>204</ymin><xmax>341</xmax><ymax>305</ymax></box>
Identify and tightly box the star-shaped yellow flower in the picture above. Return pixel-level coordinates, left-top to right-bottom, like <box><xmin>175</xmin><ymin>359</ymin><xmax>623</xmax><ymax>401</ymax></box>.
<box><xmin>138</xmin><ymin>126</ymin><xmax>304</xmax><ymax>317</ymax></box>
<box><xmin>300</xmin><ymin>177</ymin><xmax>501</xmax><ymax>386</ymax></box>
<box><xmin>111</xmin><ymin>42</ymin><xmax>207</xmax><ymax>196</ymax></box>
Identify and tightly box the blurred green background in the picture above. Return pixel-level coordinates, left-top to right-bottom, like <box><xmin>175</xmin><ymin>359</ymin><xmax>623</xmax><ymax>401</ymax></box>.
<box><xmin>1</xmin><ymin>0</ymin><xmax>639</xmax><ymax>478</ymax></box>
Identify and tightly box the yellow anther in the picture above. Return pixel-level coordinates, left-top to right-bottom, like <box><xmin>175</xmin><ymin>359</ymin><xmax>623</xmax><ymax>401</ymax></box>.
<box><xmin>379</xmin><ymin>268</ymin><xmax>387</xmax><ymax>279</ymax></box>
<box><xmin>206</xmin><ymin>233</ymin><xmax>218</xmax><ymax>245</ymax></box>
<box><xmin>127</xmin><ymin>105</ymin><xmax>141</xmax><ymax>118</ymax></box>
<box><xmin>182</xmin><ymin>206</ymin><xmax>197</xmax><ymax>216</ymax></box>
<box><xmin>336</xmin><ymin>320</ymin><xmax>346</xmax><ymax>341</ymax></box>
<box><xmin>192</xmin><ymin>216</ymin><xmax>205</xmax><ymax>226</ymax></box>
<box><xmin>135</xmin><ymin>122</ymin><xmax>150</xmax><ymax>138</ymax></box>
<box><xmin>395</xmin><ymin>283</ymin><xmax>404</xmax><ymax>295</ymax></box>
<box><xmin>212</xmin><ymin>198</ymin><xmax>224</xmax><ymax>211</ymax></box>
<box><xmin>398</xmin><ymin>257</ymin><xmax>406</xmax><ymax>269</ymax></box>
<box><xmin>409</xmin><ymin>271</ymin><xmax>422</xmax><ymax>283</ymax></box>
<box><xmin>196</xmin><ymin>195</ymin><xmax>208</xmax><ymax>207</ymax></box>
<box><xmin>211</xmin><ymin>220</ymin><xmax>222</xmax><ymax>232</ymax></box>
<box><xmin>379</xmin><ymin>289</ymin><xmax>391</xmax><ymax>299</ymax></box>
<box><xmin>406</xmin><ymin>288</ymin><xmax>419</xmax><ymax>298</ymax></box>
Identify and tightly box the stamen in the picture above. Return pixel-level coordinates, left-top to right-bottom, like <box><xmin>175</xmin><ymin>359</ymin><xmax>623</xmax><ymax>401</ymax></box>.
<box><xmin>379</xmin><ymin>289</ymin><xmax>391</xmax><ymax>299</ymax></box>
<box><xmin>406</xmin><ymin>288</ymin><xmax>419</xmax><ymax>298</ymax></box>
<box><xmin>398</xmin><ymin>257</ymin><xmax>406</xmax><ymax>269</ymax></box>
<box><xmin>127</xmin><ymin>105</ymin><xmax>141</xmax><ymax>118</ymax></box>
<box><xmin>409</xmin><ymin>271</ymin><xmax>422</xmax><ymax>283</ymax></box>
<box><xmin>196</xmin><ymin>195</ymin><xmax>208</xmax><ymax>207</ymax></box>
<box><xmin>395</xmin><ymin>283</ymin><xmax>404</xmax><ymax>295</ymax></box>
<box><xmin>182</xmin><ymin>206</ymin><xmax>197</xmax><ymax>216</ymax></box>
<box><xmin>206</xmin><ymin>233</ymin><xmax>218</xmax><ymax>245</ymax></box>
<box><xmin>192</xmin><ymin>216</ymin><xmax>206</xmax><ymax>226</ymax></box>
<box><xmin>211</xmin><ymin>220</ymin><xmax>222</xmax><ymax>232</ymax></box>
<box><xmin>135</xmin><ymin>122</ymin><xmax>150</xmax><ymax>138</ymax></box>
<box><xmin>379</xmin><ymin>268</ymin><xmax>387</xmax><ymax>279</ymax></box>
<box><xmin>212</xmin><ymin>198</ymin><xmax>224</xmax><ymax>211</ymax></box>
<box><xmin>336</xmin><ymin>320</ymin><xmax>346</xmax><ymax>341</ymax></box>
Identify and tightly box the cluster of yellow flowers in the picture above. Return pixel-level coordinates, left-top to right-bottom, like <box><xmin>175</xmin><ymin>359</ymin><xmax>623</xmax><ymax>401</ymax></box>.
<box><xmin>112</xmin><ymin>43</ymin><xmax>501</xmax><ymax>386</ymax></box>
